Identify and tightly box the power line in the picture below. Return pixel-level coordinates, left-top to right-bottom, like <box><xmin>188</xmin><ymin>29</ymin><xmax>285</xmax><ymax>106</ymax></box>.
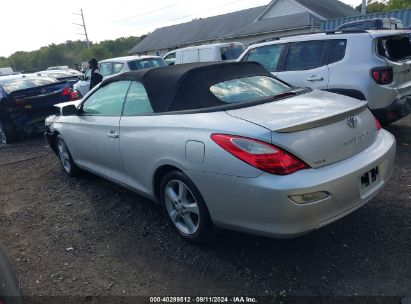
<box><xmin>112</xmin><ymin>2</ymin><xmax>184</xmax><ymax>23</ymax></box>
<box><xmin>126</xmin><ymin>0</ymin><xmax>249</xmax><ymax>33</ymax></box>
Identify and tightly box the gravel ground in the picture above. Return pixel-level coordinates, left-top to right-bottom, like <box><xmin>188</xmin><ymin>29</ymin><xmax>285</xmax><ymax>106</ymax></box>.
<box><xmin>0</xmin><ymin>115</ymin><xmax>410</xmax><ymax>300</ymax></box>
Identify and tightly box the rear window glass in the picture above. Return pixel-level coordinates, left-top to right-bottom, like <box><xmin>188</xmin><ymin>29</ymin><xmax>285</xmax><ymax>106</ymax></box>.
<box><xmin>128</xmin><ymin>59</ymin><xmax>166</xmax><ymax>70</ymax></box>
<box><xmin>220</xmin><ymin>45</ymin><xmax>245</xmax><ymax>61</ymax></box>
<box><xmin>377</xmin><ymin>35</ymin><xmax>411</xmax><ymax>61</ymax></box>
<box><xmin>1</xmin><ymin>76</ymin><xmax>57</xmax><ymax>94</ymax></box>
<box><xmin>210</xmin><ymin>76</ymin><xmax>291</xmax><ymax>103</ymax></box>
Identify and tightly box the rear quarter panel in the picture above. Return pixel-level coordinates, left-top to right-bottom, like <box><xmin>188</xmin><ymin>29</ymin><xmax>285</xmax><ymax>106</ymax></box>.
<box><xmin>118</xmin><ymin>111</ymin><xmax>271</xmax><ymax>196</ymax></box>
<box><xmin>328</xmin><ymin>34</ymin><xmax>397</xmax><ymax>109</ymax></box>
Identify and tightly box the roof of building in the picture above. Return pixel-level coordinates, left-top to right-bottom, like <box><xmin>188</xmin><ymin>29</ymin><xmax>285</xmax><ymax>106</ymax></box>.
<box><xmin>224</xmin><ymin>12</ymin><xmax>315</xmax><ymax>39</ymax></box>
<box><xmin>130</xmin><ymin>0</ymin><xmax>358</xmax><ymax>53</ymax></box>
<box><xmin>130</xmin><ymin>6</ymin><xmax>265</xmax><ymax>53</ymax></box>
<box><xmin>295</xmin><ymin>0</ymin><xmax>358</xmax><ymax>19</ymax></box>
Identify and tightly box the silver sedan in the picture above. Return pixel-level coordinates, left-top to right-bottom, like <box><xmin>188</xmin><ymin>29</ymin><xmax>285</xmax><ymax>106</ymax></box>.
<box><xmin>45</xmin><ymin>62</ymin><xmax>396</xmax><ymax>243</ymax></box>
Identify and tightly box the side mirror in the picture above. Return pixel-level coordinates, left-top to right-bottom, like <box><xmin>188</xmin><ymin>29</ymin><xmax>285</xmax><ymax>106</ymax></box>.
<box><xmin>61</xmin><ymin>104</ymin><xmax>78</xmax><ymax>116</ymax></box>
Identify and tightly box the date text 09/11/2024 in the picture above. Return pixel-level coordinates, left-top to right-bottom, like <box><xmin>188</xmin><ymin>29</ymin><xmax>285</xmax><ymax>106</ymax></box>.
<box><xmin>149</xmin><ymin>297</ymin><xmax>258</xmax><ymax>303</ymax></box>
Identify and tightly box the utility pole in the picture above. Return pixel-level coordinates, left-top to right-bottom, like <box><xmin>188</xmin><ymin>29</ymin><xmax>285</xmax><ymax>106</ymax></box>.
<box><xmin>73</xmin><ymin>9</ymin><xmax>91</xmax><ymax>49</ymax></box>
<box><xmin>361</xmin><ymin>0</ymin><xmax>367</xmax><ymax>16</ymax></box>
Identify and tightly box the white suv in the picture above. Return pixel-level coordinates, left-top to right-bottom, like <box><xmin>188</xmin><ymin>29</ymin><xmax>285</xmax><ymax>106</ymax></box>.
<box><xmin>74</xmin><ymin>56</ymin><xmax>166</xmax><ymax>97</ymax></box>
<box><xmin>238</xmin><ymin>30</ymin><xmax>411</xmax><ymax>124</ymax></box>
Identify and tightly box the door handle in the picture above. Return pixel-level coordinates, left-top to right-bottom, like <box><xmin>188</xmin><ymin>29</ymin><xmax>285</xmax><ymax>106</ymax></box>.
<box><xmin>307</xmin><ymin>76</ymin><xmax>324</xmax><ymax>82</ymax></box>
<box><xmin>107</xmin><ymin>131</ymin><xmax>119</xmax><ymax>139</ymax></box>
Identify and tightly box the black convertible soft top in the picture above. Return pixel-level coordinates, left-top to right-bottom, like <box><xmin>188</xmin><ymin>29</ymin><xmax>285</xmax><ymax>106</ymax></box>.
<box><xmin>104</xmin><ymin>62</ymin><xmax>273</xmax><ymax>113</ymax></box>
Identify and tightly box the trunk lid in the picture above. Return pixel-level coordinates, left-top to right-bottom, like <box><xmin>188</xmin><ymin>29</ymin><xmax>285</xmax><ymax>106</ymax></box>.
<box><xmin>226</xmin><ymin>90</ymin><xmax>379</xmax><ymax>168</ymax></box>
<box><xmin>10</xmin><ymin>82</ymin><xmax>70</xmax><ymax>112</ymax></box>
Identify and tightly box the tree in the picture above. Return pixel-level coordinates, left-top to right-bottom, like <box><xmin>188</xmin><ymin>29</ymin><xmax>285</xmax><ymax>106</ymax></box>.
<box><xmin>0</xmin><ymin>35</ymin><xmax>146</xmax><ymax>72</ymax></box>
<box><xmin>0</xmin><ymin>57</ymin><xmax>10</xmax><ymax>68</ymax></box>
<box><xmin>355</xmin><ymin>0</ymin><xmax>411</xmax><ymax>13</ymax></box>
<box><xmin>386</xmin><ymin>0</ymin><xmax>411</xmax><ymax>10</ymax></box>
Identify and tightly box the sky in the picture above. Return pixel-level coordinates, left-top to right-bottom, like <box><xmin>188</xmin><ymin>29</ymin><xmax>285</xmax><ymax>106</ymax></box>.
<box><xmin>0</xmin><ymin>0</ymin><xmax>362</xmax><ymax>57</ymax></box>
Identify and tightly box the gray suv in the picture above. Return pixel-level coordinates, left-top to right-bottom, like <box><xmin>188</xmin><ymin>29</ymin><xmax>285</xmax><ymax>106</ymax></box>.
<box><xmin>238</xmin><ymin>30</ymin><xmax>411</xmax><ymax>124</ymax></box>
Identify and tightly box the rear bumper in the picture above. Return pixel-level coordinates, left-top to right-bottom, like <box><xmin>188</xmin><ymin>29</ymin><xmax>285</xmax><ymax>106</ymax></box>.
<box><xmin>372</xmin><ymin>96</ymin><xmax>411</xmax><ymax>125</ymax></box>
<box><xmin>185</xmin><ymin>130</ymin><xmax>396</xmax><ymax>238</ymax></box>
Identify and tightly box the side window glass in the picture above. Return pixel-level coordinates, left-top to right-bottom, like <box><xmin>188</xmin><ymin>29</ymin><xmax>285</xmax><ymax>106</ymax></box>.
<box><xmin>82</xmin><ymin>81</ymin><xmax>130</xmax><ymax>116</ymax></box>
<box><xmin>285</xmin><ymin>41</ymin><xmax>326</xmax><ymax>71</ymax></box>
<box><xmin>164</xmin><ymin>53</ymin><xmax>176</xmax><ymax>65</ymax></box>
<box><xmin>245</xmin><ymin>44</ymin><xmax>286</xmax><ymax>72</ymax></box>
<box><xmin>99</xmin><ymin>63</ymin><xmax>113</xmax><ymax>77</ymax></box>
<box><xmin>85</xmin><ymin>69</ymin><xmax>92</xmax><ymax>79</ymax></box>
<box><xmin>328</xmin><ymin>40</ymin><xmax>347</xmax><ymax>64</ymax></box>
<box><xmin>123</xmin><ymin>81</ymin><xmax>153</xmax><ymax>116</ymax></box>
<box><xmin>113</xmin><ymin>63</ymin><xmax>124</xmax><ymax>74</ymax></box>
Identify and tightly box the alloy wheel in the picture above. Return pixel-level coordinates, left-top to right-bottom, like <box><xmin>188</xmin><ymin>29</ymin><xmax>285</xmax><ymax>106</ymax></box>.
<box><xmin>164</xmin><ymin>180</ymin><xmax>200</xmax><ymax>235</ymax></box>
<box><xmin>57</xmin><ymin>138</ymin><xmax>71</xmax><ymax>173</ymax></box>
<box><xmin>0</xmin><ymin>124</ymin><xmax>7</xmax><ymax>145</ymax></box>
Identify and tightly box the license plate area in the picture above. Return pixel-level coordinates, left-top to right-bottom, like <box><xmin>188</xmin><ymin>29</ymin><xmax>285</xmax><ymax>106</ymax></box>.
<box><xmin>360</xmin><ymin>166</ymin><xmax>381</xmax><ymax>198</ymax></box>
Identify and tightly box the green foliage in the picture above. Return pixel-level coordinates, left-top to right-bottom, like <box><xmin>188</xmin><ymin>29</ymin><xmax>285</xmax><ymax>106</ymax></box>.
<box><xmin>387</xmin><ymin>0</ymin><xmax>411</xmax><ymax>10</ymax></box>
<box><xmin>1</xmin><ymin>36</ymin><xmax>146</xmax><ymax>72</ymax></box>
<box><xmin>355</xmin><ymin>0</ymin><xmax>411</xmax><ymax>13</ymax></box>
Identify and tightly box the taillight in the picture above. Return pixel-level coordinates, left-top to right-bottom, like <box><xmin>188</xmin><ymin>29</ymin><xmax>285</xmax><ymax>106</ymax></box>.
<box><xmin>62</xmin><ymin>87</ymin><xmax>80</xmax><ymax>101</ymax></box>
<box><xmin>373</xmin><ymin>115</ymin><xmax>382</xmax><ymax>131</ymax></box>
<box><xmin>70</xmin><ymin>90</ymin><xmax>80</xmax><ymax>100</ymax></box>
<box><xmin>211</xmin><ymin>134</ymin><xmax>309</xmax><ymax>175</ymax></box>
<box><xmin>371</xmin><ymin>67</ymin><xmax>393</xmax><ymax>85</ymax></box>
<box><xmin>62</xmin><ymin>87</ymin><xmax>72</xmax><ymax>96</ymax></box>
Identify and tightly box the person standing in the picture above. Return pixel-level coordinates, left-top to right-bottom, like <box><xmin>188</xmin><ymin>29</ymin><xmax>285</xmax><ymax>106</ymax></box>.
<box><xmin>88</xmin><ymin>58</ymin><xmax>103</xmax><ymax>90</ymax></box>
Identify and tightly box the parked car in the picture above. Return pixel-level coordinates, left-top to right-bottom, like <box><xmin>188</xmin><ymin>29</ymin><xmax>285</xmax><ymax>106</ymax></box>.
<box><xmin>46</xmin><ymin>66</ymin><xmax>82</xmax><ymax>76</ymax></box>
<box><xmin>73</xmin><ymin>56</ymin><xmax>166</xmax><ymax>97</ymax></box>
<box><xmin>336</xmin><ymin>18</ymin><xmax>403</xmax><ymax>31</ymax></box>
<box><xmin>37</xmin><ymin>70</ymin><xmax>82</xmax><ymax>87</ymax></box>
<box><xmin>0</xmin><ymin>245</ymin><xmax>22</xmax><ymax>304</ymax></box>
<box><xmin>163</xmin><ymin>42</ymin><xmax>245</xmax><ymax>65</ymax></box>
<box><xmin>0</xmin><ymin>68</ymin><xmax>16</xmax><ymax>76</ymax></box>
<box><xmin>0</xmin><ymin>74</ymin><xmax>80</xmax><ymax>144</ymax></box>
<box><xmin>238</xmin><ymin>30</ymin><xmax>411</xmax><ymax>124</ymax></box>
<box><xmin>45</xmin><ymin>62</ymin><xmax>395</xmax><ymax>243</ymax></box>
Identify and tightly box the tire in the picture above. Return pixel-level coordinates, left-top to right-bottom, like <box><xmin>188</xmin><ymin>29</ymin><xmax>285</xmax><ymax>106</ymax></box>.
<box><xmin>56</xmin><ymin>135</ymin><xmax>81</xmax><ymax>177</ymax></box>
<box><xmin>160</xmin><ymin>171</ymin><xmax>217</xmax><ymax>244</ymax></box>
<box><xmin>0</xmin><ymin>121</ymin><xmax>15</xmax><ymax>145</ymax></box>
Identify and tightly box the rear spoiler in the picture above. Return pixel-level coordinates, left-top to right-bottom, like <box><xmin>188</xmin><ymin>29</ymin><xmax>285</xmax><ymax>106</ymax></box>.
<box><xmin>275</xmin><ymin>101</ymin><xmax>368</xmax><ymax>133</ymax></box>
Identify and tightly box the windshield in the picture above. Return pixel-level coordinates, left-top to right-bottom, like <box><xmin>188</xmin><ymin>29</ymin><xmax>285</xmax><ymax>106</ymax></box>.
<box><xmin>210</xmin><ymin>76</ymin><xmax>291</xmax><ymax>103</ymax></box>
<box><xmin>128</xmin><ymin>58</ymin><xmax>166</xmax><ymax>70</ymax></box>
<box><xmin>220</xmin><ymin>45</ymin><xmax>245</xmax><ymax>61</ymax></box>
<box><xmin>1</xmin><ymin>76</ymin><xmax>58</xmax><ymax>94</ymax></box>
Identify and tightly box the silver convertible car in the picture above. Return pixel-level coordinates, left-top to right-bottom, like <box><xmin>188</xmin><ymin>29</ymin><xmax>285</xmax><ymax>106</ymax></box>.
<box><xmin>45</xmin><ymin>62</ymin><xmax>396</xmax><ymax>243</ymax></box>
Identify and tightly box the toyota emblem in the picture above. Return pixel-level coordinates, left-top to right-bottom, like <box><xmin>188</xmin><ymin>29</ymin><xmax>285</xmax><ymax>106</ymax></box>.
<box><xmin>346</xmin><ymin>116</ymin><xmax>358</xmax><ymax>128</ymax></box>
